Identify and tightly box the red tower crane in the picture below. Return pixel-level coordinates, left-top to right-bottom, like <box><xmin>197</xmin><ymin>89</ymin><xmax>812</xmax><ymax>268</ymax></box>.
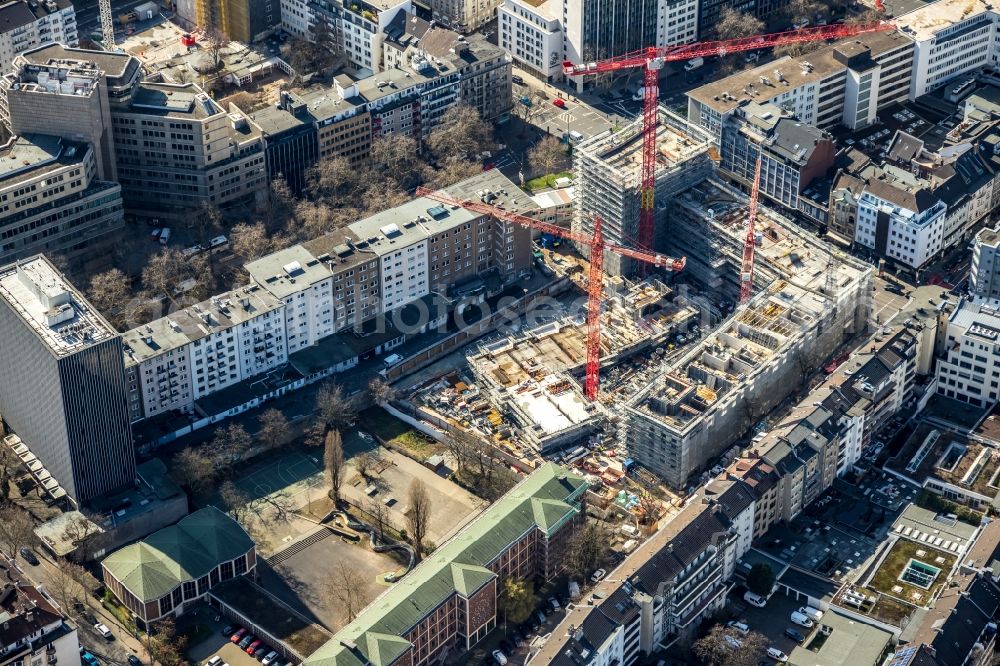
<box><xmin>415</xmin><ymin>186</ymin><xmax>685</xmax><ymax>400</ymax></box>
<box><xmin>740</xmin><ymin>156</ymin><xmax>763</xmax><ymax>303</ymax></box>
<box><xmin>562</xmin><ymin>19</ymin><xmax>894</xmax><ymax>254</ymax></box>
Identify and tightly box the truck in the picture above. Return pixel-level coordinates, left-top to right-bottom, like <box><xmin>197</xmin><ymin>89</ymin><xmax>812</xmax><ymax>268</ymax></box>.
<box><xmin>684</xmin><ymin>57</ymin><xmax>704</xmax><ymax>71</ymax></box>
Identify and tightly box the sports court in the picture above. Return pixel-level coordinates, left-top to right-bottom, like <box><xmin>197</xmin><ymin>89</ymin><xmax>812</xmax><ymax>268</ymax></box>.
<box><xmin>229</xmin><ymin>450</ymin><xmax>324</xmax><ymax>504</ymax></box>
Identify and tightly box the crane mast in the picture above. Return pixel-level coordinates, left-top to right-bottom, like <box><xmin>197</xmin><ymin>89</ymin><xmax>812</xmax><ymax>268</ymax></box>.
<box><xmin>100</xmin><ymin>0</ymin><xmax>115</xmax><ymax>50</ymax></box>
<box><xmin>740</xmin><ymin>156</ymin><xmax>763</xmax><ymax>304</ymax></box>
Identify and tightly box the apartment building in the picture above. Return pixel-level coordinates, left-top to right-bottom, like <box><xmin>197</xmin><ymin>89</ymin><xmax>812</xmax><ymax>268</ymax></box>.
<box><xmin>0</xmin><ymin>256</ymin><xmax>135</xmax><ymax>505</ymax></box>
<box><xmin>0</xmin><ymin>45</ymin><xmax>144</xmax><ymax>182</ymax></box>
<box><xmin>112</xmin><ymin>82</ymin><xmax>268</xmax><ymax>219</ymax></box>
<box><xmin>935</xmin><ymin>297</ymin><xmax>1000</xmax><ymax>408</ymax></box>
<box><xmin>972</xmin><ymin>226</ymin><xmax>1000</xmax><ymax>300</ymax></box>
<box><xmin>727</xmin><ymin>458</ymin><xmax>780</xmax><ymax>538</ymax></box>
<box><xmin>0</xmin><ymin>134</ymin><xmax>124</xmax><ymax>267</ymax></box>
<box><xmin>498</xmin><ymin>0</ymin><xmax>562</xmax><ymax>80</ymax></box>
<box><xmin>855</xmin><ymin>175</ymin><xmax>947</xmax><ymax>269</ymax></box>
<box><xmin>0</xmin><ymin>0</ymin><xmax>77</xmax><ymax>73</ymax></box>
<box><xmin>310</xmin><ymin>0</ymin><xmax>412</xmax><ymax>75</ymax></box>
<box><xmin>383</xmin><ymin>13</ymin><xmax>512</xmax><ymax>122</ymax></box>
<box><xmin>302</xmin><ymin>464</ymin><xmax>588</xmax><ymax>666</ymax></box>
<box><xmin>123</xmin><ymin>284</ymin><xmax>287</xmax><ymax>422</ymax></box>
<box><xmin>0</xmin><ymin>581</ymin><xmax>80</xmax><ymax>666</ymax></box>
<box><xmin>279</xmin><ymin>0</ymin><xmax>310</xmax><ymax>36</ymax></box>
<box><xmin>687</xmin><ymin>31</ymin><xmax>915</xmax><ymax>138</ymax></box>
<box><xmin>657</xmin><ymin>0</ymin><xmax>697</xmax><ymax>47</ymax></box>
<box><xmin>720</xmin><ymin>102</ymin><xmax>837</xmax><ymax>224</ymax></box>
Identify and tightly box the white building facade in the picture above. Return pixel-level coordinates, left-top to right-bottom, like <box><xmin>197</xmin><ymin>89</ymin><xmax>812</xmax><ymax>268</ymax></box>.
<box><xmin>0</xmin><ymin>0</ymin><xmax>77</xmax><ymax>74</ymax></box>
<box><xmin>498</xmin><ymin>0</ymin><xmax>562</xmax><ymax>80</ymax></box>
<box><xmin>855</xmin><ymin>190</ymin><xmax>947</xmax><ymax>269</ymax></box>
<box><xmin>936</xmin><ymin>298</ymin><xmax>1000</xmax><ymax>408</ymax></box>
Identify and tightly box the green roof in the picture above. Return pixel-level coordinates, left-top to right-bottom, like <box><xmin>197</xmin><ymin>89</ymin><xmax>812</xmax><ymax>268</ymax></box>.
<box><xmin>102</xmin><ymin>506</ymin><xmax>255</xmax><ymax>603</ymax></box>
<box><xmin>304</xmin><ymin>463</ymin><xmax>587</xmax><ymax>666</ymax></box>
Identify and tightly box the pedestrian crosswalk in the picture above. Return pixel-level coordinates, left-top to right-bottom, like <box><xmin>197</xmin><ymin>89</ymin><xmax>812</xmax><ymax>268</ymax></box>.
<box><xmin>558</xmin><ymin>111</ymin><xmax>576</xmax><ymax>124</ymax></box>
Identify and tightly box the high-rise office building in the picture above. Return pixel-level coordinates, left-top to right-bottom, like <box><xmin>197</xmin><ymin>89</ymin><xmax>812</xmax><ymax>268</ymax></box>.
<box><xmin>0</xmin><ymin>256</ymin><xmax>135</xmax><ymax>505</ymax></box>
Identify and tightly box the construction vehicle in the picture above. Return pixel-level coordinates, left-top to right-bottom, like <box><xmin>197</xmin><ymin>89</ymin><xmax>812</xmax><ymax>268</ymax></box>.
<box><xmin>416</xmin><ymin>186</ymin><xmax>685</xmax><ymax>401</ymax></box>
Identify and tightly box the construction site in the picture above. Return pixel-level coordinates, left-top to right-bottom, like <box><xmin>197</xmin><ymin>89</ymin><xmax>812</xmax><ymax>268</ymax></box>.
<box><xmin>573</xmin><ymin>109</ymin><xmax>715</xmax><ymax>276</ymax></box>
<box><xmin>625</xmin><ymin>192</ymin><xmax>874</xmax><ymax>490</ymax></box>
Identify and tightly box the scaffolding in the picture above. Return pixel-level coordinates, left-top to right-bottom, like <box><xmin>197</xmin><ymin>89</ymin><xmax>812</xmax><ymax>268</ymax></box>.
<box><xmin>573</xmin><ymin>108</ymin><xmax>714</xmax><ymax>276</ymax></box>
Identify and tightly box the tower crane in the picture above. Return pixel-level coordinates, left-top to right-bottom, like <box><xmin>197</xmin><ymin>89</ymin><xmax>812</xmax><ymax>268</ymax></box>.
<box><xmin>562</xmin><ymin>19</ymin><xmax>894</xmax><ymax>255</ymax></box>
<box><xmin>99</xmin><ymin>0</ymin><xmax>115</xmax><ymax>50</ymax></box>
<box><xmin>740</xmin><ymin>156</ymin><xmax>763</xmax><ymax>303</ymax></box>
<box><xmin>414</xmin><ymin>186</ymin><xmax>685</xmax><ymax>400</ymax></box>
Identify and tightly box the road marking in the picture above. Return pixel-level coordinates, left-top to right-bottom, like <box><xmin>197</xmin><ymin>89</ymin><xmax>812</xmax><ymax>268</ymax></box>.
<box><xmin>559</xmin><ymin>111</ymin><xmax>576</xmax><ymax>123</ymax></box>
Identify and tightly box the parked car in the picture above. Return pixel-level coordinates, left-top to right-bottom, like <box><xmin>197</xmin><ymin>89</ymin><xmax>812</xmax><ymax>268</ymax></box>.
<box><xmin>231</xmin><ymin>628</ymin><xmax>248</xmax><ymax>643</ymax></box>
<box><xmin>723</xmin><ymin>634</ymin><xmax>742</xmax><ymax>649</ymax></box>
<box><xmin>535</xmin><ymin>609</ymin><xmax>547</xmax><ymax>624</ymax></box>
<box><xmin>159</xmin><ymin>228</ymin><xmax>171</xmax><ymax>245</ymax></box>
<box><xmin>246</xmin><ymin>640</ymin><xmax>264</xmax><ymax>655</ymax></box>
<box><xmin>743</xmin><ymin>590</ymin><xmax>767</xmax><ymax>608</ymax></box>
<box><xmin>548</xmin><ymin>597</ymin><xmax>561</xmax><ymax>611</ymax></box>
<box><xmin>784</xmin><ymin>627</ymin><xmax>805</xmax><ymax>643</ymax></box>
<box><xmin>150</xmin><ymin>228</ymin><xmax>162</xmax><ymax>240</ymax></box>
<box><xmin>492</xmin><ymin>650</ymin><xmax>508</xmax><ymax>665</ymax></box>
<box><xmin>726</xmin><ymin>620</ymin><xmax>750</xmax><ymax>635</ymax></box>
<box><xmin>209</xmin><ymin>235</ymin><xmax>228</xmax><ymax>248</ymax></box>
<box><xmin>82</xmin><ymin>652</ymin><xmax>100</xmax><ymax>666</ymax></box>
<box><xmin>206</xmin><ymin>657</ymin><xmax>222</xmax><ymax>666</ymax></box>
<box><xmin>767</xmin><ymin>647</ymin><xmax>788</xmax><ymax>662</ymax></box>
<box><xmin>94</xmin><ymin>623</ymin><xmax>114</xmax><ymax>640</ymax></box>
<box><xmin>261</xmin><ymin>651</ymin><xmax>279</xmax><ymax>666</ymax></box>
<box><xmin>790</xmin><ymin>611</ymin><xmax>815</xmax><ymax>628</ymax></box>
<box><xmin>239</xmin><ymin>634</ymin><xmax>255</xmax><ymax>649</ymax></box>
<box><xmin>799</xmin><ymin>606</ymin><xmax>824</xmax><ymax>623</ymax></box>
<box><xmin>553</xmin><ymin>98</ymin><xmax>566</xmax><ymax>108</ymax></box>
<box><xmin>511</xmin><ymin>75</ymin><xmax>525</xmax><ymax>85</ymax></box>
<box><xmin>19</xmin><ymin>548</ymin><xmax>38</xmax><ymax>565</ymax></box>
<box><xmin>590</xmin><ymin>568</ymin><xmax>607</xmax><ymax>583</ymax></box>
<box><xmin>127</xmin><ymin>656</ymin><xmax>142</xmax><ymax>666</ymax></box>
<box><xmin>222</xmin><ymin>625</ymin><xmax>235</xmax><ymax>636</ymax></box>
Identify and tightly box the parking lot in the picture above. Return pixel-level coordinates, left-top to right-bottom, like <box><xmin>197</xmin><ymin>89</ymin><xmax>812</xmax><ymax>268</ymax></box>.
<box><xmin>188</xmin><ymin>631</ymin><xmax>266</xmax><ymax>666</ymax></box>
<box><xmin>727</xmin><ymin>590</ymin><xmax>814</xmax><ymax>659</ymax></box>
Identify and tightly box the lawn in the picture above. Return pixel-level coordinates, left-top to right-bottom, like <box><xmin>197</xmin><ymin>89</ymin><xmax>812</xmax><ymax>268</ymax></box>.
<box><xmin>866</xmin><ymin>539</ymin><xmax>956</xmax><ymax>606</ymax></box>
<box><xmin>525</xmin><ymin>171</ymin><xmax>572</xmax><ymax>193</ymax></box>
<box><xmin>358</xmin><ymin>407</ymin><xmax>444</xmax><ymax>460</ymax></box>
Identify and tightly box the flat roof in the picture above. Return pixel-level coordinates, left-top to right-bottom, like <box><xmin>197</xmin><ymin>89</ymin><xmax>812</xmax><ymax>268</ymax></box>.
<box><xmin>894</xmin><ymin>0</ymin><xmax>995</xmax><ymax>41</ymax></box>
<box><xmin>122</xmin><ymin>283</ymin><xmax>284</xmax><ymax>362</ymax></box>
<box><xmin>245</xmin><ymin>245</ymin><xmax>336</xmax><ymax>300</ymax></box>
<box><xmin>17</xmin><ymin>43</ymin><xmax>139</xmax><ymax>81</ymax></box>
<box><xmin>893</xmin><ymin>504</ymin><xmax>977</xmax><ymax>551</ymax></box>
<box><xmin>0</xmin><ymin>256</ymin><xmax>117</xmax><ymax>357</ymax></box>
<box><xmin>0</xmin><ymin>134</ymin><xmax>87</xmax><ymax>184</ymax></box>
<box><xmin>788</xmin><ymin>611</ymin><xmax>892</xmax><ymax>665</ymax></box>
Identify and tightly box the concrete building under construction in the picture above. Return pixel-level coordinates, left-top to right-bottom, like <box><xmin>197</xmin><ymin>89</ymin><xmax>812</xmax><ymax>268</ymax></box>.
<box><xmin>466</xmin><ymin>278</ymin><xmax>699</xmax><ymax>453</ymax></box>
<box><xmin>623</xmin><ymin>197</ymin><xmax>873</xmax><ymax>490</ymax></box>
<box><xmin>574</xmin><ymin>108</ymin><xmax>714</xmax><ymax>276</ymax></box>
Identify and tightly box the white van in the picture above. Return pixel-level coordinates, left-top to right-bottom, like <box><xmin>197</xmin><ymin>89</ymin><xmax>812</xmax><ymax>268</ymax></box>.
<box><xmin>743</xmin><ymin>590</ymin><xmax>767</xmax><ymax>608</ymax></box>
<box><xmin>383</xmin><ymin>353</ymin><xmax>403</xmax><ymax>367</ymax></box>
<box><xmin>799</xmin><ymin>606</ymin><xmax>824</xmax><ymax>622</ymax></box>
<box><xmin>790</xmin><ymin>610</ymin><xmax>815</xmax><ymax>628</ymax></box>
<box><xmin>159</xmin><ymin>227</ymin><xmax>171</xmax><ymax>245</ymax></box>
<box><xmin>568</xmin><ymin>130</ymin><xmax>584</xmax><ymax>142</ymax></box>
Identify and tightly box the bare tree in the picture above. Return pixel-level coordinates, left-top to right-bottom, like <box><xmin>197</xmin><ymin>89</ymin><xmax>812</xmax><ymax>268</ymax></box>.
<box><xmin>638</xmin><ymin>491</ymin><xmax>662</xmax><ymax>526</ymax></box>
<box><xmin>171</xmin><ymin>446</ymin><xmax>217</xmax><ymax>495</ymax></box>
<box><xmin>324</xmin><ymin>429</ymin><xmax>345</xmax><ymax>504</ymax></box>
<box><xmin>86</xmin><ymin>269</ymin><xmax>139</xmax><ymax>330</ymax></box>
<box><xmin>325</xmin><ymin>562</ymin><xmax>366</xmax><ymax>623</ymax></box>
<box><xmin>406</xmin><ymin>479</ymin><xmax>431</xmax><ymax>561</ymax></box>
<box><xmin>203</xmin><ymin>28</ymin><xmax>228</xmax><ymax>69</ymax></box>
<box><xmin>846</xmin><ymin>7</ymin><xmax>881</xmax><ymax>24</ymax></box>
<box><xmin>261</xmin><ymin>178</ymin><xmax>297</xmax><ymax>233</ymax></box>
<box><xmin>365</xmin><ymin>495</ymin><xmax>392</xmax><ymax>544</ymax></box>
<box><xmin>306</xmin><ymin>155</ymin><xmax>366</xmax><ymax>204</ymax></box>
<box><xmin>693</xmin><ymin>626</ymin><xmax>768</xmax><ymax>666</ymax></box>
<box><xmin>354</xmin><ymin>449</ymin><xmax>382</xmax><ymax>482</ymax></box>
<box><xmin>773</xmin><ymin>40</ymin><xmax>823</xmax><ymax>58</ymax></box>
<box><xmin>142</xmin><ymin>248</ymin><xmax>210</xmax><ymax>307</ymax></box>
<box><xmin>716</xmin><ymin>8</ymin><xmax>765</xmax><ymax>39</ymax></box>
<box><xmin>783</xmin><ymin>0</ymin><xmax>823</xmax><ymax>25</ymax></box>
<box><xmin>0</xmin><ymin>446</ymin><xmax>20</xmax><ymax>503</ymax></box>
<box><xmin>48</xmin><ymin>557</ymin><xmax>88</xmax><ymax>616</ymax></box>
<box><xmin>367</xmin><ymin>377</ymin><xmax>397</xmax><ymax>405</ymax></box>
<box><xmin>419</xmin><ymin>159</ymin><xmax>481</xmax><ymax>190</ymax></box>
<box><xmin>315</xmin><ymin>381</ymin><xmax>357</xmax><ymax>432</ymax></box>
<box><xmin>61</xmin><ymin>514</ymin><xmax>101</xmax><ymax>553</ymax></box>
<box><xmin>257</xmin><ymin>408</ymin><xmax>290</xmax><ymax>448</ymax></box>
<box><xmin>370</xmin><ymin>135</ymin><xmax>426</xmax><ymax>191</ymax></box>
<box><xmin>426</xmin><ymin>104</ymin><xmax>495</xmax><ymax>164</ymax></box>
<box><xmin>143</xmin><ymin>616</ymin><xmax>188</xmax><ymax>666</ymax></box>
<box><xmin>213</xmin><ymin>423</ymin><xmax>253</xmax><ymax>464</ymax></box>
<box><xmin>565</xmin><ymin>522</ymin><xmax>611</xmax><ymax>578</ymax></box>
<box><xmin>230</xmin><ymin>222</ymin><xmax>274</xmax><ymax>261</ymax></box>
<box><xmin>512</xmin><ymin>89</ymin><xmax>547</xmax><ymax>127</ymax></box>
<box><xmin>528</xmin><ymin>135</ymin><xmax>569</xmax><ymax>178</ymax></box>
<box><xmin>0</xmin><ymin>505</ymin><xmax>36</xmax><ymax>559</ymax></box>
<box><xmin>219</xmin><ymin>480</ymin><xmax>252</xmax><ymax>524</ymax></box>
